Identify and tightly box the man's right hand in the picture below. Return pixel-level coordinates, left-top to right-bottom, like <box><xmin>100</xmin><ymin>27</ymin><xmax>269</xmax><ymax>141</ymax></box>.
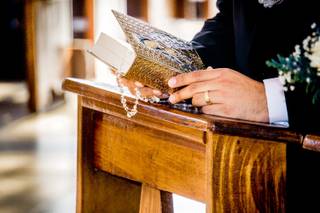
<box><xmin>119</xmin><ymin>78</ymin><xmax>167</xmax><ymax>98</ymax></box>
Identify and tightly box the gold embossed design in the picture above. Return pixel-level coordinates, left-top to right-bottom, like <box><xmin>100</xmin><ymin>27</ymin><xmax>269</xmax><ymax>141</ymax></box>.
<box><xmin>124</xmin><ymin>56</ymin><xmax>179</xmax><ymax>93</ymax></box>
<box><xmin>112</xmin><ymin>10</ymin><xmax>205</xmax><ymax>93</ymax></box>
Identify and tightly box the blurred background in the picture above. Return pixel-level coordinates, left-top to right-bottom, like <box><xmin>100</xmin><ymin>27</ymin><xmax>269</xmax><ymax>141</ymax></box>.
<box><xmin>0</xmin><ymin>0</ymin><xmax>217</xmax><ymax>212</ymax></box>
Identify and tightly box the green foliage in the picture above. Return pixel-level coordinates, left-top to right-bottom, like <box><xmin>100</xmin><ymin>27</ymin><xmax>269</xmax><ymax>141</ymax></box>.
<box><xmin>266</xmin><ymin>23</ymin><xmax>320</xmax><ymax>104</ymax></box>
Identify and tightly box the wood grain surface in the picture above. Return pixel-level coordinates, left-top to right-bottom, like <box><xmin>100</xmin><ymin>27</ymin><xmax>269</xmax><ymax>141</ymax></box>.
<box><xmin>206</xmin><ymin>133</ymin><xmax>286</xmax><ymax>213</ymax></box>
<box><xmin>25</xmin><ymin>0</ymin><xmax>38</xmax><ymax>112</ymax></box>
<box><xmin>160</xmin><ymin>191</ymin><xmax>174</xmax><ymax>213</ymax></box>
<box><xmin>139</xmin><ymin>184</ymin><xmax>161</xmax><ymax>213</ymax></box>
<box><xmin>62</xmin><ymin>78</ymin><xmax>320</xmax><ymax>212</ymax></box>
<box><xmin>77</xmin><ymin>106</ymin><xmax>142</xmax><ymax>213</ymax></box>
<box><xmin>302</xmin><ymin>134</ymin><xmax>320</xmax><ymax>152</ymax></box>
<box><xmin>93</xmin><ymin>112</ymin><xmax>206</xmax><ymax>201</ymax></box>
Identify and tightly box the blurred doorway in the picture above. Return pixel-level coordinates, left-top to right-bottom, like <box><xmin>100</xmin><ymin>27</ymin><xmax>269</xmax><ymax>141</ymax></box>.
<box><xmin>24</xmin><ymin>0</ymin><xmax>73</xmax><ymax>112</ymax></box>
<box><xmin>0</xmin><ymin>0</ymin><xmax>26</xmax><ymax>81</ymax></box>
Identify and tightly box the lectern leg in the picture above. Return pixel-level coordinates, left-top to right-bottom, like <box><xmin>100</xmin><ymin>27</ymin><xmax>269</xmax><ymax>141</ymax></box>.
<box><xmin>160</xmin><ymin>191</ymin><xmax>174</xmax><ymax>213</ymax></box>
<box><xmin>139</xmin><ymin>184</ymin><xmax>161</xmax><ymax>213</ymax></box>
<box><xmin>138</xmin><ymin>184</ymin><xmax>174</xmax><ymax>213</ymax></box>
<box><xmin>77</xmin><ymin>106</ymin><xmax>142</xmax><ymax>212</ymax></box>
<box><xmin>76</xmin><ymin>104</ymin><xmax>174</xmax><ymax>213</ymax></box>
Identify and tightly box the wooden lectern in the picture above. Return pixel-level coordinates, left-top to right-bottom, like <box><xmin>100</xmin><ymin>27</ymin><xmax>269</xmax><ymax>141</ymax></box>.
<box><xmin>62</xmin><ymin>78</ymin><xmax>319</xmax><ymax>213</ymax></box>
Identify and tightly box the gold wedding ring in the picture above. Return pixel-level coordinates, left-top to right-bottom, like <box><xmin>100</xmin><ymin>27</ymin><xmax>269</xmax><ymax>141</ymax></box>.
<box><xmin>204</xmin><ymin>91</ymin><xmax>212</xmax><ymax>105</ymax></box>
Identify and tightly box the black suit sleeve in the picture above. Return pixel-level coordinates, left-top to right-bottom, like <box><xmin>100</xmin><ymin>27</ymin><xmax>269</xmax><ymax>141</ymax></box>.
<box><xmin>192</xmin><ymin>0</ymin><xmax>235</xmax><ymax>68</ymax></box>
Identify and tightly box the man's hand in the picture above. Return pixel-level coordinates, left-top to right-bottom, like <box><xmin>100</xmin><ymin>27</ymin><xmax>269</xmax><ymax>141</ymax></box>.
<box><xmin>168</xmin><ymin>68</ymin><xmax>269</xmax><ymax>123</ymax></box>
<box><xmin>119</xmin><ymin>78</ymin><xmax>167</xmax><ymax>98</ymax></box>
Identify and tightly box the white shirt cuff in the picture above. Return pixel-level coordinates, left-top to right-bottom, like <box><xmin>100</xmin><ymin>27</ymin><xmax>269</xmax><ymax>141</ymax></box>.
<box><xmin>263</xmin><ymin>78</ymin><xmax>289</xmax><ymax>127</ymax></box>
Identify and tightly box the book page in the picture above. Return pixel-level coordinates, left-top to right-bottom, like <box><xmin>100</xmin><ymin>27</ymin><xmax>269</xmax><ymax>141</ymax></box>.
<box><xmin>89</xmin><ymin>33</ymin><xmax>136</xmax><ymax>74</ymax></box>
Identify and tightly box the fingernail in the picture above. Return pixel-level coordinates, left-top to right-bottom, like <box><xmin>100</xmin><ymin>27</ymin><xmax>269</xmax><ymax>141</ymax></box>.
<box><xmin>160</xmin><ymin>93</ymin><xmax>169</xmax><ymax>99</ymax></box>
<box><xmin>153</xmin><ymin>90</ymin><xmax>162</xmax><ymax>96</ymax></box>
<box><xmin>168</xmin><ymin>78</ymin><xmax>176</xmax><ymax>87</ymax></box>
<box><xmin>135</xmin><ymin>81</ymin><xmax>144</xmax><ymax>87</ymax></box>
<box><xmin>169</xmin><ymin>95</ymin><xmax>176</xmax><ymax>103</ymax></box>
<box><xmin>207</xmin><ymin>66</ymin><xmax>213</xmax><ymax>69</ymax></box>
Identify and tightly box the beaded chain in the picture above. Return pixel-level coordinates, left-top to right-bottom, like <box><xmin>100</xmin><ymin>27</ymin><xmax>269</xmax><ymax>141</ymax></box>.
<box><xmin>116</xmin><ymin>72</ymin><xmax>160</xmax><ymax>118</ymax></box>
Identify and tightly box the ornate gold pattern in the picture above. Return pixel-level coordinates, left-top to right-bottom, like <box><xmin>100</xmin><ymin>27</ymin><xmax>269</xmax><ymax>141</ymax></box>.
<box><xmin>112</xmin><ymin>10</ymin><xmax>205</xmax><ymax>93</ymax></box>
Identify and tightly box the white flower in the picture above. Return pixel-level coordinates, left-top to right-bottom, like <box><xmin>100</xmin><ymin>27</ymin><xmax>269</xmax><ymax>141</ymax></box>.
<box><xmin>307</xmin><ymin>38</ymin><xmax>320</xmax><ymax>72</ymax></box>
<box><xmin>290</xmin><ymin>85</ymin><xmax>295</xmax><ymax>91</ymax></box>
<box><xmin>303</xmin><ymin>36</ymin><xmax>312</xmax><ymax>51</ymax></box>
<box><xmin>279</xmin><ymin>75</ymin><xmax>286</xmax><ymax>85</ymax></box>
<box><xmin>306</xmin><ymin>77</ymin><xmax>311</xmax><ymax>84</ymax></box>
<box><xmin>293</xmin><ymin>45</ymin><xmax>301</xmax><ymax>59</ymax></box>
<box><xmin>278</xmin><ymin>72</ymin><xmax>292</xmax><ymax>85</ymax></box>
<box><xmin>284</xmin><ymin>72</ymin><xmax>292</xmax><ymax>83</ymax></box>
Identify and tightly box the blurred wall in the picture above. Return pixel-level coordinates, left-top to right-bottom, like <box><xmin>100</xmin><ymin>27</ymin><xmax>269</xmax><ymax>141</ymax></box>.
<box><xmin>26</xmin><ymin>0</ymin><xmax>73</xmax><ymax>110</ymax></box>
<box><xmin>35</xmin><ymin>0</ymin><xmax>72</xmax><ymax>106</ymax></box>
<box><xmin>148</xmin><ymin>0</ymin><xmax>217</xmax><ymax>41</ymax></box>
<box><xmin>93</xmin><ymin>0</ymin><xmax>127</xmax><ymax>83</ymax></box>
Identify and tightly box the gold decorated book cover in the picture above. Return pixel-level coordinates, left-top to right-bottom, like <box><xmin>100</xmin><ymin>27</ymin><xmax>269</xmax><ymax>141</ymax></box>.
<box><xmin>90</xmin><ymin>10</ymin><xmax>205</xmax><ymax>93</ymax></box>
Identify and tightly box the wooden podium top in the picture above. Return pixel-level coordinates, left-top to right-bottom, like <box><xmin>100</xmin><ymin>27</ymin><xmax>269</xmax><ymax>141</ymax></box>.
<box><xmin>62</xmin><ymin>77</ymin><xmax>302</xmax><ymax>145</ymax></box>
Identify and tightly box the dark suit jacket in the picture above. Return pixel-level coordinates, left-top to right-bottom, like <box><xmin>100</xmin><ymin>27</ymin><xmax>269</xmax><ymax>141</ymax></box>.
<box><xmin>192</xmin><ymin>0</ymin><xmax>320</xmax><ymax>134</ymax></box>
<box><xmin>192</xmin><ymin>0</ymin><xmax>320</xmax><ymax>211</ymax></box>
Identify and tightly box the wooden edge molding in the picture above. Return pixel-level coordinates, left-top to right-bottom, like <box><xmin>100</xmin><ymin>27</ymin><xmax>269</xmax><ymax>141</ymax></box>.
<box><xmin>62</xmin><ymin>78</ymin><xmax>208</xmax><ymax>130</ymax></box>
<box><xmin>62</xmin><ymin>77</ymin><xmax>302</xmax><ymax>143</ymax></box>
<box><xmin>303</xmin><ymin>135</ymin><xmax>320</xmax><ymax>152</ymax></box>
<box><xmin>210</xmin><ymin>119</ymin><xmax>302</xmax><ymax>144</ymax></box>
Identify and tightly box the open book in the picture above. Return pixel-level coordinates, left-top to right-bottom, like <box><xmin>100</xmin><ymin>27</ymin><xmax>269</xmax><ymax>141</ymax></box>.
<box><xmin>89</xmin><ymin>10</ymin><xmax>205</xmax><ymax>93</ymax></box>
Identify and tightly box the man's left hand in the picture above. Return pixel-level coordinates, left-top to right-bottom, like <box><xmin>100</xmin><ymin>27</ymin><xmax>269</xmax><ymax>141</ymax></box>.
<box><xmin>168</xmin><ymin>68</ymin><xmax>269</xmax><ymax>123</ymax></box>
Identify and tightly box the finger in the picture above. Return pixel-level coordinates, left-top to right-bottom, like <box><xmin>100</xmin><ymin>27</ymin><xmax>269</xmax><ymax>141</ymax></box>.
<box><xmin>152</xmin><ymin>89</ymin><xmax>162</xmax><ymax>96</ymax></box>
<box><xmin>168</xmin><ymin>80</ymin><xmax>222</xmax><ymax>104</ymax></box>
<box><xmin>119</xmin><ymin>78</ymin><xmax>134</xmax><ymax>87</ymax></box>
<box><xmin>118</xmin><ymin>77</ymin><xmax>126</xmax><ymax>85</ymax></box>
<box><xmin>119</xmin><ymin>78</ymin><xmax>135</xmax><ymax>94</ymax></box>
<box><xmin>139</xmin><ymin>87</ymin><xmax>157</xmax><ymax>97</ymax></box>
<box><xmin>192</xmin><ymin>90</ymin><xmax>224</xmax><ymax>107</ymax></box>
<box><xmin>124</xmin><ymin>79</ymin><xmax>162</xmax><ymax>96</ymax></box>
<box><xmin>159</xmin><ymin>93</ymin><xmax>170</xmax><ymax>99</ymax></box>
<box><xmin>130</xmin><ymin>87</ymin><xmax>162</xmax><ymax>98</ymax></box>
<box><xmin>168</xmin><ymin>68</ymin><xmax>223</xmax><ymax>88</ymax></box>
<box><xmin>128</xmin><ymin>87</ymin><xmax>137</xmax><ymax>96</ymax></box>
<box><xmin>119</xmin><ymin>78</ymin><xmax>163</xmax><ymax>97</ymax></box>
<box><xmin>201</xmin><ymin>104</ymin><xmax>230</xmax><ymax>117</ymax></box>
<box><xmin>135</xmin><ymin>81</ymin><xmax>144</xmax><ymax>88</ymax></box>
